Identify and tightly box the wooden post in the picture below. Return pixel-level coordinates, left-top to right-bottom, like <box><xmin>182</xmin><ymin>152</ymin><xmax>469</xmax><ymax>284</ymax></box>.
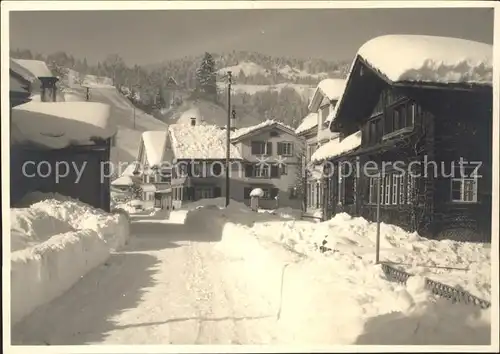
<box><xmin>375</xmin><ymin>171</ymin><xmax>381</xmax><ymax>264</ymax></box>
<box><xmin>225</xmin><ymin>71</ymin><xmax>232</xmax><ymax>207</ymax></box>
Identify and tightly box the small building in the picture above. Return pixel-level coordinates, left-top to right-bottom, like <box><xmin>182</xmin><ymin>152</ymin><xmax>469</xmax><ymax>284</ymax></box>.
<box><xmin>315</xmin><ymin>34</ymin><xmax>493</xmax><ymax>241</ymax></box>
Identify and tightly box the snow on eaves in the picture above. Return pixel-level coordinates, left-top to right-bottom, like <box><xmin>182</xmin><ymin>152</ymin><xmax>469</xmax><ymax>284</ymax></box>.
<box><xmin>12</xmin><ymin>59</ymin><xmax>54</xmax><ymax>79</ymax></box>
<box><xmin>318</xmin><ymin>78</ymin><xmax>346</xmax><ymax>101</ymax></box>
<box><xmin>295</xmin><ymin>112</ymin><xmax>318</xmax><ymax>135</ymax></box>
<box><xmin>326</xmin><ymin>35</ymin><xmax>493</xmax><ymax>127</ymax></box>
<box><xmin>168</xmin><ymin>123</ymin><xmax>242</xmax><ymax>160</ymax></box>
<box><xmin>111</xmin><ymin>175</ymin><xmax>134</xmax><ymax>186</ymax></box>
<box><xmin>358</xmin><ymin>35</ymin><xmax>493</xmax><ymax>85</ymax></box>
<box><xmin>310</xmin><ymin>131</ymin><xmax>361</xmax><ymax>164</ymax></box>
<box><xmin>11</xmin><ymin>102</ymin><xmax>115</xmax><ymax>149</ymax></box>
<box><xmin>231</xmin><ymin>119</ymin><xmax>295</xmax><ymax>141</ymax></box>
<box><xmin>141</xmin><ymin>131</ymin><xmax>169</xmax><ymax>167</ymax></box>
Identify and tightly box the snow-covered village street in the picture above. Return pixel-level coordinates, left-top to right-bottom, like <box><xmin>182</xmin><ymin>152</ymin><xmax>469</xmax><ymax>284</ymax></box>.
<box><xmin>5</xmin><ymin>4</ymin><xmax>498</xmax><ymax>351</ymax></box>
<box><xmin>12</xmin><ymin>208</ymin><xmax>279</xmax><ymax>345</ymax></box>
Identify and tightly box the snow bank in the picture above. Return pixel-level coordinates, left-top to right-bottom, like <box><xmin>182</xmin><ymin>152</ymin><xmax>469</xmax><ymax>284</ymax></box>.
<box><xmin>11</xmin><ymin>101</ymin><xmax>116</xmax><ymax>149</ymax></box>
<box><xmin>141</xmin><ymin>131</ymin><xmax>168</xmax><ymax>167</ymax></box>
<box><xmin>10</xmin><ymin>192</ymin><xmax>130</xmax><ymax>325</ymax></box>
<box><xmin>295</xmin><ymin>112</ymin><xmax>318</xmax><ymax>135</ymax></box>
<box><xmin>191</xmin><ymin>203</ymin><xmax>491</xmax><ymax>345</ymax></box>
<box><xmin>169</xmin><ymin>123</ymin><xmax>242</xmax><ymax>160</ymax></box>
<box><xmin>310</xmin><ymin>130</ymin><xmax>361</xmax><ymax>163</ymax></box>
<box><xmin>358</xmin><ymin>35</ymin><xmax>493</xmax><ymax>85</ymax></box>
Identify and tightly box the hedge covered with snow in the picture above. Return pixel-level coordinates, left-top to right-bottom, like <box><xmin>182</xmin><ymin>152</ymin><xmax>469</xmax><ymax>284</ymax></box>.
<box><xmin>10</xmin><ymin>193</ymin><xmax>130</xmax><ymax>325</ymax></box>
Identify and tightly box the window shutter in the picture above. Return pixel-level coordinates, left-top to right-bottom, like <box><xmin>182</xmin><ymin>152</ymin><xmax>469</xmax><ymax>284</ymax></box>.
<box><xmin>270</xmin><ymin>165</ymin><xmax>279</xmax><ymax>178</ymax></box>
<box><xmin>213</xmin><ymin>186</ymin><xmax>221</xmax><ymax>198</ymax></box>
<box><xmin>244</xmin><ymin>164</ymin><xmax>253</xmax><ymax>177</ymax></box>
<box><xmin>266</xmin><ymin>142</ymin><xmax>272</xmax><ymax>155</ymax></box>
<box><xmin>277</xmin><ymin>142</ymin><xmax>283</xmax><ymax>155</ymax></box>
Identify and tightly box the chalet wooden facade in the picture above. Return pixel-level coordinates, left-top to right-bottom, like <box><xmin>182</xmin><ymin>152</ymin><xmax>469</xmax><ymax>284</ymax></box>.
<box><xmin>319</xmin><ymin>54</ymin><xmax>493</xmax><ymax>241</ymax></box>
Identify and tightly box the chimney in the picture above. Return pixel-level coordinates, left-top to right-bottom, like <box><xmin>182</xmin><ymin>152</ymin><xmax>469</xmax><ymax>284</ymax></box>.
<box><xmin>190</xmin><ymin>117</ymin><xmax>196</xmax><ymax>126</ymax></box>
<box><xmin>39</xmin><ymin>77</ymin><xmax>58</xmax><ymax>102</ymax></box>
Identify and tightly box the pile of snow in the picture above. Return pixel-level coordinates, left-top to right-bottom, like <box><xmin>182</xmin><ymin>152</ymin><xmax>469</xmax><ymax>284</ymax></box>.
<box><xmin>310</xmin><ymin>130</ymin><xmax>361</xmax><ymax>164</ymax></box>
<box><xmin>186</xmin><ymin>203</ymin><xmax>491</xmax><ymax>344</ymax></box>
<box><xmin>141</xmin><ymin>130</ymin><xmax>169</xmax><ymax>167</ymax></box>
<box><xmin>169</xmin><ymin>123</ymin><xmax>242</xmax><ymax>160</ymax></box>
<box><xmin>231</xmin><ymin>119</ymin><xmax>295</xmax><ymax>142</ymax></box>
<box><xmin>250</xmin><ymin>188</ymin><xmax>265</xmax><ymax>198</ymax></box>
<box><xmin>10</xmin><ymin>192</ymin><xmax>129</xmax><ymax>324</ymax></box>
<box><xmin>111</xmin><ymin>175</ymin><xmax>134</xmax><ymax>187</ymax></box>
<box><xmin>358</xmin><ymin>35</ymin><xmax>493</xmax><ymax>85</ymax></box>
<box><xmin>11</xmin><ymin>101</ymin><xmax>116</xmax><ymax>149</ymax></box>
<box><xmin>295</xmin><ymin>112</ymin><xmax>318</xmax><ymax>135</ymax></box>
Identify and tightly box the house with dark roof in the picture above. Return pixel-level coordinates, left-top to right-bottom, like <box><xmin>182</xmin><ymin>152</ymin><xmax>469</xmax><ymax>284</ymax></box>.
<box><xmin>312</xmin><ymin>35</ymin><xmax>493</xmax><ymax>241</ymax></box>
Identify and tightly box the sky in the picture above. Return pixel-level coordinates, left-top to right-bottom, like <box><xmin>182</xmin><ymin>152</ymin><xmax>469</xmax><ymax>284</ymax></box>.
<box><xmin>9</xmin><ymin>7</ymin><xmax>494</xmax><ymax>66</ymax></box>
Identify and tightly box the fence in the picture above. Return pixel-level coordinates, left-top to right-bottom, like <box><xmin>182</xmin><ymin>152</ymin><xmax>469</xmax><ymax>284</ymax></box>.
<box><xmin>381</xmin><ymin>263</ymin><xmax>491</xmax><ymax>309</ymax></box>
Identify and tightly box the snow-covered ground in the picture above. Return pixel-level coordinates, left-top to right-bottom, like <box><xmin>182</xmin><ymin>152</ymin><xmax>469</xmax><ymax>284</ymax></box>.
<box><xmin>11</xmin><ymin>197</ymin><xmax>491</xmax><ymax>345</ymax></box>
<box><xmin>10</xmin><ymin>192</ymin><xmax>130</xmax><ymax>325</ymax></box>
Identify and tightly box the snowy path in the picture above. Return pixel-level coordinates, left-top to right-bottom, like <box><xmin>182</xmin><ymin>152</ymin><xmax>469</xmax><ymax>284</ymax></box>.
<box><xmin>11</xmin><ymin>211</ymin><xmax>278</xmax><ymax>345</ymax></box>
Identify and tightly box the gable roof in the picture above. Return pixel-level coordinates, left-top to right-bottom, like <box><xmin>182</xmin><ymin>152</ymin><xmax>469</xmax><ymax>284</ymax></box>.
<box><xmin>168</xmin><ymin>123</ymin><xmax>242</xmax><ymax>160</ymax></box>
<box><xmin>230</xmin><ymin>119</ymin><xmax>296</xmax><ymax>142</ymax></box>
<box><xmin>295</xmin><ymin>112</ymin><xmax>318</xmax><ymax>136</ymax></box>
<box><xmin>327</xmin><ymin>34</ymin><xmax>493</xmax><ymax>129</ymax></box>
<box><xmin>141</xmin><ymin>131</ymin><xmax>169</xmax><ymax>167</ymax></box>
<box><xmin>308</xmin><ymin>78</ymin><xmax>346</xmax><ymax>112</ymax></box>
<box><xmin>12</xmin><ymin>59</ymin><xmax>54</xmax><ymax>80</ymax></box>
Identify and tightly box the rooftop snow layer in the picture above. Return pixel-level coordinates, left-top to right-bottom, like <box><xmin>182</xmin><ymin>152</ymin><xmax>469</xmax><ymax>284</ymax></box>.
<box><xmin>295</xmin><ymin>112</ymin><xmax>319</xmax><ymax>135</ymax></box>
<box><xmin>358</xmin><ymin>35</ymin><xmax>493</xmax><ymax>85</ymax></box>
<box><xmin>169</xmin><ymin>123</ymin><xmax>242</xmax><ymax>160</ymax></box>
<box><xmin>311</xmin><ymin>131</ymin><xmax>361</xmax><ymax>163</ymax></box>
<box><xmin>13</xmin><ymin>59</ymin><xmax>54</xmax><ymax>79</ymax></box>
<box><xmin>231</xmin><ymin>119</ymin><xmax>295</xmax><ymax>141</ymax></box>
<box><xmin>141</xmin><ymin>131</ymin><xmax>169</xmax><ymax>167</ymax></box>
<box><xmin>317</xmin><ymin>78</ymin><xmax>346</xmax><ymax>100</ymax></box>
<box><xmin>111</xmin><ymin>175</ymin><xmax>134</xmax><ymax>186</ymax></box>
<box><xmin>11</xmin><ymin>102</ymin><xmax>115</xmax><ymax>149</ymax></box>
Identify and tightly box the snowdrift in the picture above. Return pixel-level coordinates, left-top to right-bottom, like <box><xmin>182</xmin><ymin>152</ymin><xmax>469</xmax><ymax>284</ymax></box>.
<box><xmin>187</xmin><ymin>201</ymin><xmax>491</xmax><ymax>345</ymax></box>
<box><xmin>10</xmin><ymin>193</ymin><xmax>130</xmax><ymax>325</ymax></box>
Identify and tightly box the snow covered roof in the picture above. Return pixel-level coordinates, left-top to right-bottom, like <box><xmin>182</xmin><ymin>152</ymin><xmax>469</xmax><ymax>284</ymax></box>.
<box><xmin>168</xmin><ymin>123</ymin><xmax>243</xmax><ymax>160</ymax></box>
<box><xmin>111</xmin><ymin>175</ymin><xmax>134</xmax><ymax>186</ymax></box>
<box><xmin>310</xmin><ymin>131</ymin><xmax>361</xmax><ymax>164</ymax></box>
<box><xmin>12</xmin><ymin>59</ymin><xmax>54</xmax><ymax>79</ymax></box>
<box><xmin>10</xmin><ymin>75</ymin><xmax>30</xmax><ymax>94</ymax></box>
<box><xmin>141</xmin><ymin>131</ymin><xmax>169</xmax><ymax>167</ymax></box>
<box><xmin>308</xmin><ymin>79</ymin><xmax>346</xmax><ymax>111</ymax></box>
<box><xmin>359</xmin><ymin>35</ymin><xmax>493</xmax><ymax>85</ymax></box>
<box><xmin>327</xmin><ymin>35</ymin><xmax>493</xmax><ymax>128</ymax></box>
<box><xmin>11</xmin><ymin>102</ymin><xmax>116</xmax><ymax>149</ymax></box>
<box><xmin>231</xmin><ymin>119</ymin><xmax>296</xmax><ymax>142</ymax></box>
<box><xmin>295</xmin><ymin>112</ymin><xmax>318</xmax><ymax>135</ymax></box>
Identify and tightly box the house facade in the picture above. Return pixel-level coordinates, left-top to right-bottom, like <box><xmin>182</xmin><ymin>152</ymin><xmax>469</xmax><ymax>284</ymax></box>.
<box><xmin>315</xmin><ymin>35</ymin><xmax>493</xmax><ymax>241</ymax></box>
<box><xmin>295</xmin><ymin>79</ymin><xmax>345</xmax><ymax>214</ymax></box>
<box><xmin>230</xmin><ymin>120</ymin><xmax>302</xmax><ymax>210</ymax></box>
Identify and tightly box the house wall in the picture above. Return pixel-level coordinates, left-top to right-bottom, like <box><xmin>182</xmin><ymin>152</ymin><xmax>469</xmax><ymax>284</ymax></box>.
<box><xmin>11</xmin><ymin>141</ymin><xmax>112</xmax><ymax>212</ymax></box>
<box><xmin>234</xmin><ymin>127</ymin><xmax>302</xmax><ymax>209</ymax></box>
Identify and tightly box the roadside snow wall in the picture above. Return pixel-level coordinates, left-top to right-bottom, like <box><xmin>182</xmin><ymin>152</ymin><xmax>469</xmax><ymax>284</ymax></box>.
<box><xmin>10</xmin><ymin>193</ymin><xmax>130</xmax><ymax>325</ymax></box>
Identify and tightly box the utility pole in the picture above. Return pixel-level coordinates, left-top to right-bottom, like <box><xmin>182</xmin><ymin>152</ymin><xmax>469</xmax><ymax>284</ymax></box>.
<box><xmin>225</xmin><ymin>71</ymin><xmax>232</xmax><ymax>208</ymax></box>
<box><xmin>375</xmin><ymin>171</ymin><xmax>382</xmax><ymax>264</ymax></box>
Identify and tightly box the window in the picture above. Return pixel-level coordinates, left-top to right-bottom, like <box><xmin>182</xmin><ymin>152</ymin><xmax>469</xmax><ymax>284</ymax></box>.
<box><xmin>289</xmin><ymin>187</ymin><xmax>298</xmax><ymax>199</ymax></box>
<box><xmin>277</xmin><ymin>142</ymin><xmax>294</xmax><ymax>156</ymax></box>
<box><xmin>280</xmin><ymin>164</ymin><xmax>288</xmax><ymax>175</ymax></box>
<box><xmin>384</xmin><ymin>174</ymin><xmax>391</xmax><ymax>205</ymax></box>
<box><xmin>251</xmin><ymin>141</ymin><xmax>272</xmax><ymax>155</ymax></box>
<box><xmin>212</xmin><ymin>162</ymin><xmax>223</xmax><ymax>176</ymax></box>
<box><xmin>392</xmin><ymin>175</ymin><xmax>399</xmax><ymax>205</ymax></box>
<box><xmin>254</xmin><ymin>165</ymin><xmax>270</xmax><ymax>178</ymax></box>
<box><xmin>399</xmin><ymin>175</ymin><xmax>406</xmax><ymax>204</ymax></box>
<box><xmin>270</xmin><ymin>130</ymin><xmax>279</xmax><ymax>137</ymax></box>
<box><xmin>451</xmin><ymin>178</ymin><xmax>478</xmax><ymax>203</ymax></box>
<box><xmin>244</xmin><ymin>187</ymin><xmax>252</xmax><ymax>199</ymax></box>
<box><xmin>262</xmin><ymin>188</ymin><xmax>271</xmax><ymax>199</ymax></box>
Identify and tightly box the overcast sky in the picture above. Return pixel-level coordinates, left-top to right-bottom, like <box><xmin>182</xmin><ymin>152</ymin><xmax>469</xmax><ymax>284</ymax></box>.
<box><xmin>9</xmin><ymin>7</ymin><xmax>494</xmax><ymax>66</ymax></box>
